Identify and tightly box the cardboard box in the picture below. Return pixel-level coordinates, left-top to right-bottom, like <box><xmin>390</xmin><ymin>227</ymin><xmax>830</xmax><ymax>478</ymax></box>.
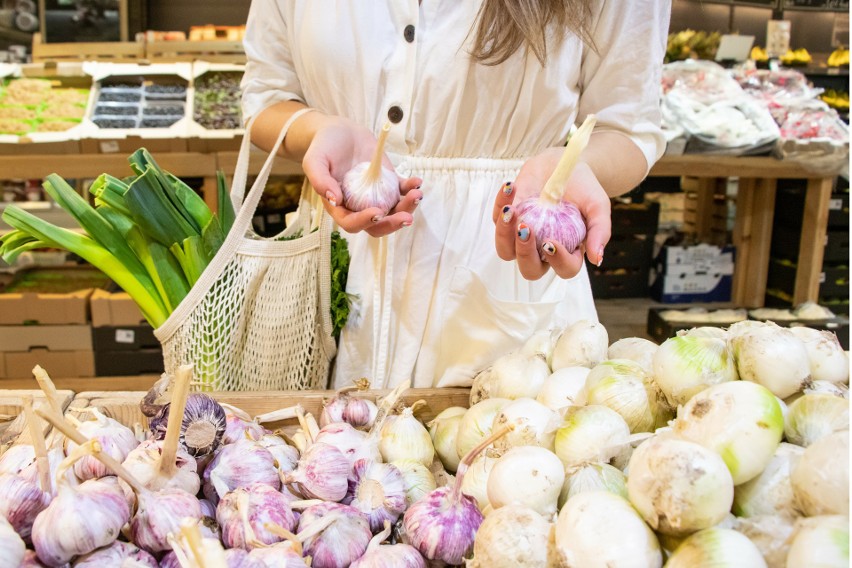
<box><xmin>0</xmin><ymin>324</ymin><xmax>92</xmax><ymax>351</ymax></box>
<box><xmin>651</xmin><ymin>271</ymin><xmax>734</xmax><ymax>304</ymax></box>
<box><xmin>0</xmin><ymin>349</ymin><xmax>94</xmax><ymax>379</ymax></box>
<box><xmin>95</xmin><ymin>349</ymin><xmax>164</xmax><ymax>376</ymax></box>
<box><xmin>90</xmin><ymin>290</ymin><xmax>147</xmax><ymax>327</ymax></box>
<box><xmin>0</xmin><ymin>289</ymin><xmax>91</xmax><ymax>325</ymax></box>
<box><xmin>92</xmin><ymin>324</ymin><xmax>158</xmax><ymax>351</ymax></box>
<box><xmin>656</xmin><ymin>244</ymin><xmax>736</xmax><ymax>275</ymax></box>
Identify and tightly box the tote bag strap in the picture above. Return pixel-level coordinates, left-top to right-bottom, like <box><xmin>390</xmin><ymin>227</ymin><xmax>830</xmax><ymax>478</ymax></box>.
<box><xmin>156</xmin><ymin>108</ymin><xmax>314</xmax><ymax>340</ymax></box>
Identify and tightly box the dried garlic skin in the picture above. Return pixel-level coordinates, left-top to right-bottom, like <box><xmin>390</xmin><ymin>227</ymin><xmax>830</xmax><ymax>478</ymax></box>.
<box><xmin>217</xmin><ymin>483</ymin><xmax>297</xmax><ymax>550</ymax></box>
<box><xmin>32</xmin><ymin>477</ymin><xmax>130</xmax><ymax>566</ymax></box>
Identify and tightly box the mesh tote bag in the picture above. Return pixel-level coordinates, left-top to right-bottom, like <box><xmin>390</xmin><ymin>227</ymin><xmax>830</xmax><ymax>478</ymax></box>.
<box><xmin>153</xmin><ymin>109</ymin><xmax>337</xmax><ymax>390</ymax></box>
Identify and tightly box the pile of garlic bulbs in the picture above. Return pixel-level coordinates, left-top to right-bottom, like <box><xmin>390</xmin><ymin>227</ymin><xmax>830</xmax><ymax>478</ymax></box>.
<box><xmin>0</xmin><ymin>318</ymin><xmax>847</xmax><ymax>568</ymax></box>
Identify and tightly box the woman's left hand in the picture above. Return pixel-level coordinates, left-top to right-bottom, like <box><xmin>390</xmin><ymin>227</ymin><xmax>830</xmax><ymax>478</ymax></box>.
<box><xmin>492</xmin><ymin>147</ymin><xmax>612</xmax><ymax>281</ymax></box>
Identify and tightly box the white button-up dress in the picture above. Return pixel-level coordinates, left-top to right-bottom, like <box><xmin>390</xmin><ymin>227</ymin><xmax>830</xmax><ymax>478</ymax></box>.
<box><xmin>242</xmin><ymin>1</ymin><xmax>670</xmax><ymax>389</ymax></box>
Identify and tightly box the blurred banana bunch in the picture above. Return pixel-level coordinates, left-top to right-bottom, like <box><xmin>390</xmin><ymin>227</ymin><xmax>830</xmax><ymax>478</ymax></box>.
<box><xmin>820</xmin><ymin>89</ymin><xmax>849</xmax><ymax>111</ymax></box>
<box><xmin>666</xmin><ymin>29</ymin><xmax>721</xmax><ymax>63</ymax></box>
<box><xmin>751</xmin><ymin>46</ymin><xmax>768</xmax><ymax>63</ymax></box>
<box><xmin>780</xmin><ymin>48</ymin><xmax>812</xmax><ymax>66</ymax></box>
<box><xmin>827</xmin><ymin>47</ymin><xmax>849</xmax><ymax>67</ymax></box>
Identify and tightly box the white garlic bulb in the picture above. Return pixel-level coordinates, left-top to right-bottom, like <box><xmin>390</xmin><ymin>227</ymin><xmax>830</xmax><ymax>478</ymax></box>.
<box><xmin>66</xmin><ymin>409</ymin><xmax>139</xmax><ymax>481</ymax></box>
<box><xmin>217</xmin><ymin>483</ymin><xmax>297</xmax><ymax>550</ymax></box>
<box><xmin>341</xmin><ymin>123</ymin><xmax>400</xmax><ymax>214</ymax></box>
<box><xmin>255</xmin><ymin>434</ymin><xmax>300</xmax><ymax>475</ymax></box>
<box><xmin>247</xmin><ymin>542</ymin><xmax>308</xmax><ymax>567</ymax></box>
<box><xmin>18</xmin><ymin>550</ymin><xmax>47</xmax><ymax>568</ymax></box>
<box><xmin>379</xmin><ymin>406</ymin><xmax>435</xmax><ymax>466</ymax></box>
<box><xmin>0</xmin><ymin>444</ymin><xmax>35</xmax><ymax>476</ymax></box>
<box><xmin>0</xmin><ymin>515</ymin><xmax>24</xmax><ymax>568</ymax></box>
<box><xmin>121</xmin><ymin>439</ymin><xmax>200</xmax><ymax>497</ymax></box>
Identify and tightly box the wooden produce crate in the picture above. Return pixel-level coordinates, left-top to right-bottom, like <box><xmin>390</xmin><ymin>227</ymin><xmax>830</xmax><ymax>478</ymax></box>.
<box><xmin>0</xmin><ymin>389</ymin><xmax>74</xmax><ymax>453</ymax></box>
<box><xmin>74</xmin><ymin>388</ymin><xmax>471</xmax><ymax>434</ymax></box>
<box><xmin>146</xmin><ymin>39</ymin><xmax>246</xmax><ymax>64</ymax></box>
<box><xmin>31</xmin><ymin>33</ymin><xmax>145</xmax><ymax>64</ymax></box>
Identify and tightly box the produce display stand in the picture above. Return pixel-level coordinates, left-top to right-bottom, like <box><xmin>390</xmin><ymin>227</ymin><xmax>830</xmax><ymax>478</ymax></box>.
<box><xmin>0</xmin><ymin>389</ymin><xmax>74</xmax><ymax>450</ymax></box>
<box><xmin>30</xmin><ymin>33</ymin><xmax>146</xmax><ymax>64</ymax></box>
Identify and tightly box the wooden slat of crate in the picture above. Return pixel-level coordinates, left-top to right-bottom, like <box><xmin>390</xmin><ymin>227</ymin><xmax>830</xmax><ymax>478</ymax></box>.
<box><xmin>146</xmin><ymin>40</ymin><xmax>246</xmax><ymax>64</ymax></box>
<box><xmin>0</xmin><ymin>390</ymin><xmax>75</xmax><ymax>452</ymax></box>
<box><xmin>76</xmin><ymin>388</ymin><xmax>471</xmax><ymax>434</ymax></box>
<box><xmin>31</xmin><ymin>33</ymin><xmax>145</xmax><ymax>63</ymax></box>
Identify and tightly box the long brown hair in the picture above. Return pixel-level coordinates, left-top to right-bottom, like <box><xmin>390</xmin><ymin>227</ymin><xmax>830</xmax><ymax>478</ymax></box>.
<box><xmin>469</xmin><ymin>0</ymin><xmax>595</xmax><ymax>66</ymax></box>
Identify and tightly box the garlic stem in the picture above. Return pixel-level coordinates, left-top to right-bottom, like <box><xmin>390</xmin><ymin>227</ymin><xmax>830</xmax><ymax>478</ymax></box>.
<box><xmin>238</xmin><ymin>490</ymin><xmax>263</xmax><ymax>549</ymax></box>
<box><xmin>305</xmin><ymin>413</ymin><xmax>320</xmax><ymax>441</ymax></box>
<box><xmin>180</xmin><ymin>519</ymin><xmax>227</xmax><ymax>568</ymax></box>
<box><xmin>35</xmin><ymin>407</ymin><xmax>149</xmax><ymax>497</ymax></box>
<box><xmin>266</xmin><ymin>512</ymin><xmax>340</xmax><ymax>550</ymax></box>
<box><xmin>289</xmin><ymin>499</ymin><xmax>324</xmax><ymax>510</ymax></box>
<box><xmin>365</xmin><ymin>520</ymin><xmax>393</xmax><ymax>554</ymax></box>
<box><xmin>262</xmin><ymin>523</ymin><xmax>305</xmax><ymax>556</ymax></box>
<box><xmin>159</xmin><ymin>364</ymin><xmax>193</xmax><ymax>478</ymax></box>
<box><xmin>365</xmin><ymin>123</ymin><xmax>391</xmax><ymax>183</ymax></box>
<box><xmin>452</xmin><ymin>421</ymin><xmax>517</xmax><ymax>501</ymax></box>
<box><xmin>541</xmin><ymin>114</ymin><xmax>597</xmax><ymax>205</ymax></box>
<box><xmin>32</xmin><ymin>365</ymin><xmax>64</xmax><ymax>417</ymax></box>
<box><xmin>22</xmin><ymin>397</ymin><xmax>50</xmax><ymax>494</ymax></box>
<box><xmin>295</xmin><ymin>407</ymin><xmax>314</xmax><ymax>447</ymax></box>
<box><xmin>254</xmin><ymin>404</ymin><xmax>304</xmax><ymax>424</ymax></box>
<box><xmin>371</xmin><ymin>380</ymin><xmax>411</xmax><ymax>437</ymax></box>
<box><xmin>65</xmin><ymin>415</ymin><xmax>83</xmax><ymax>427</ymax></box>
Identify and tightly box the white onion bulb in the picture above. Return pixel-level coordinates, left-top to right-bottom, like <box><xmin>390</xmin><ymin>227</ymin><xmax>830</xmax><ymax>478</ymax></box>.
<box><xmin>554</xmin><ymin>405</ymin><xmax>631</xmax><ymax>469</ymax></box>
<box><xmin>391</xmin><ymin>459</ymin><xmax>437</xmax><ymax>507</ymax></box>
<box><xmin>486</xmin><ymin>446</ymin><xmax>564</xmax><ymax>517</ymax></box>
<box><xmin>786</xmin><ymin>515</ymin><xmax>849</xmax><ymax>568</ymax></box>
<box><xmin>583</xmin><ymin>359</ymin><xmax>672</xmax><ymax>433</ymax></box>
<box><xmin>664</xmin><ymin>528</ymin><xmax>767</xmax><ymax>568</ymax></box>
<box><xmin>627</xmin><ymin>436</ymin><xmax>733</xmax><ymax>536</ymax></box>
<box><xmin>469</xmin><ymin>505</ymin><xmax>552</xmax><ymax>568</ymax></box>
<box><xmin>733</xmin><ymin>515</ymin><xmax>796</xmax><ymax>568</ymax></box>
<box><xmin>455</xmin><ymin>398</ymin><xmax>510</xmax><ymax>459</ymax></box>
<box><xmin>492</xmin><ymin>398</ymin><xmax>560</xmax><ymax>453</ymax></box>
<box><xmin>553</xmin><ymin>491</ymin><xmax>662</xmax><ymax>567</ymax></box>
<box><xmin>673</xmin><ymin>381</ymin><xmax>784</xmax><ymax>485</ymax></box>
<box><xmin>784</xmin><ymin>393</ymin><xmax>849</xmax><ymax>447</ymax></box>
<box><xmin>791</xmin><ymin>430</ymin><xmax>849</xmax><ymax>516</ymax></box>
<box><xmin>607</xmin><ymin>337</ymin><xmax>658</xmax><ymax>375</ymax></box>
<box><xmin>558</xmin><ymin>462</ymin><xmax>627</xmax><ymax>509</ymax></box>
<box><xmin>788</xmin><ymin>327</ymin><xmax>849</xmax><ymax>384</ymax></box>
<box><xmin>730</xmin><ymin>323</ymin><xmax>812</xmax><ymax>399</ymax></box>
<box><xmin>488</xmin><ymin>352</ymin><xmax>551</xmax><ymax>400</ymax></box>
<box><xmin>460</xmin><ymin>451</ymin><xmax>498</xmax><ymax>511</ymax></box>
<box><xmin>653</xmin><ymin>335</ymin><xmax>738</xmax><ymax>407</ymax></box>
<box><xmin>428</xmin><ymin>407</ymin><xmax>465</xmax><ymax>473</ymax></box>
<box><xmin>535</xmin><ymin>367</ymin><xmax>590</xmax><ymax>411</ymax></box>
<box><xmin>379</xmin><ymin>406</ymin><xmax>435</xmax><ymax>466</ymax></box>
<box><xmin>733</xmin><ymin>442</ymin><xmax>804</xmax><ymax>519</ymax></box>
<box><xmin>803</xmin><ymin>380</ymin><xmax>849</xmax><ymax>399</ymax></box>
<box><xmin>521</xmin><ymin>329</ymin><xmax>558</xmax><ymax>360</ymax></box>
<box><xmin>550</xmin><ymin>320</ymin><xmax>609</xmax><ymax>370</ymax></box>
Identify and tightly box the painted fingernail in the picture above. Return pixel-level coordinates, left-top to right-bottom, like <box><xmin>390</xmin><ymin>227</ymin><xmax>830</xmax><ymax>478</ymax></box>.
<box><xmin>501</xmin><ymin>205</ymin><xmax>512</xmax><ymax>224</ymax></box>
<box><xmin>414</xmin><ymin>198</ymin><xmax>422</xmax><ymax>206</ymax></box>
<box><xmin>325</xmin><ymin>191</ymin><xmax>337</xmax><ymax>207</ymax></box>
<box><xmin>371</xmin><ymin>215</ymin><xmax>382</xmax><ymax>223</ymax></box>
<box><xmin>542</xmin><ymin>241</ymin><xmax>556</xmax><ymax>256</ymax></box>
<box><xmin>597</xmin><ymin>245</ymin><xmax>605</xmax><ymax>267</ymax></box>
<box><xmin>414</xmin><ymin>185</ymin><xmax>422</xmax><ymax>190</ymax></box>
<box><xmin>502</xmin><ymin>182</ymin><xmax>513</xmax><ymax>196</ymax></box>
<box><xmin>402</xmin><ymin>221</ymin><xmax>412</xmax><ymax>227</ymax></box>
<box><xmin>517</xmin><ymin>223</ymin><xmax>530</xmax><ymax>242</ymax></box>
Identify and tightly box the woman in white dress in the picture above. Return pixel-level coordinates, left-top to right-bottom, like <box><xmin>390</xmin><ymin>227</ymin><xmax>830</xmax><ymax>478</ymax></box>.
<box><xmin>241</xmin><ymin>1</ymin><xmax>670</xmax><ymax>389</ymax></box>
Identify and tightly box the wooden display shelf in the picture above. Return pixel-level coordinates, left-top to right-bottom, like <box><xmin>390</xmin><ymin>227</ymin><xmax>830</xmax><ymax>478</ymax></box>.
<box><xmin>146</xmin><ymin>39</ymin><xmax>246</xmax><ymax>64</ymax></box>
<box><xmin>0</xmin><ymin>375</ymin><xmax>159</xmax><ymax>392</ymax></box>
<box><xmin>31</xmin><ymin>33</ymin><xmax>145</xmax><ymax>63</ymax></box>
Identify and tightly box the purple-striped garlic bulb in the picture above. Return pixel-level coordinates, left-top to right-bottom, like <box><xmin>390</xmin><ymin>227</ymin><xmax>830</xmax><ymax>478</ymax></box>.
<box><xmin>282</xmin><ymin>442</ymin><xmax>349</xmax><ymax>502</ymax></box>
<box><xmin>402</xmin><ymin>422</ymin><xmax>517</xmax><ymax>565</ymax></box>
<box><xmin>341</xmin><ymin>123</ymin><xmax>400</xmax><ymax>214</ymax></box>
<box><xmin>19</xmin><ymin>447</ymin><xmax>67</xmax><ymax>497</ymax></box>
<box><xmin>350</xmin><ymin>521</ymin><xmax>426</xmax><ymax>568</ymax></box>
<box><xmin>314</xmin><ymin>423</ymin><xmax>379</xmax><ymax>467</ymax></box>
<box><xmin>513</xmin><ymin>115</ymin><xmax>596</xmax><ymax>255</ymax></box>
<box><xmin>0</xmin><ymin>444</ymin><xmax>35</xmax><ymax>476</ymax></box>
<box><xmin>343</xmin><ymin>459</ymin><xmax>406</xmax><ymax>532</ymax></box>
<box><xmin>72</xmin><ymin>540</ymin><xmax>158</xmax><ymax>567</ymax></box>
<box><xmin>199</xmin><ymin>497</ymin><xmax>217</xmax><ymax>518</ymax></box>
<box><xmin>255</xmin><ymin>434</ymin><xmax>300</xmax><ymax>475</ymax></box>
<box><xmin>121</xmin><ymin>439</ymin><xmax>200</xmax><ymax>496</ymax></box>
<box><xmin>203</xmin><ymin>439</ymin><xmax>281</xmax><ymax>506</ymax></box>
<box><xmin>149</xmin><ymin>393</ymin><xmax>227</xmax><ymax>458</ymax></box>
<box><xmin>18</xmin><ymin>550</ymin><xmax>47</xmax><ymax>568</ymax></box>
<box><xmin>247</xmin><ymin>542</ymin><xmax>308</xmax><ymax>567</ymax></box>
<box><xmin>224</xmin><ymin>548</ymin><xmax>265</xmax><ymax>567</ymax></box>
<box><xmin>0</xmin><ymin>473</ymin><xmax>50</xmax><ymax>542</ymax></box>
<box><xmin>31</xmin><ymin>445</ymin><xmax>130</xmax><ymax>566</ymax></box>
<box><xmin>320</xmin><ymin>384</ymin><xmax>379</xmax><ymax>431</ymax></box>
<box><xmin>217</xmin><ymin>483</ymin><xmax>297</xmax><ymax>550</ymax></box>
<box><xmin>66</xmin><ymin>408</ymin><xmax>139</xmax><ymax>481</ymax></box>
<box><xmin>297</xmin><ymin>503</ymin><xmax>372</xmax><ymax>568</ymax></box>
<box><xmin>222</xmin><ymin>410</ymin><xmax>268</xmax><ymax>446</ymax></box>
<box><xmin>0</xmin><ymin>515</ymin><xmax>24</xmax><ymax>568</ymax></box>
<box><xmin>130</xmin><ymin>486</ymin><xmax>203</xmax><ymax>554</ymax></box>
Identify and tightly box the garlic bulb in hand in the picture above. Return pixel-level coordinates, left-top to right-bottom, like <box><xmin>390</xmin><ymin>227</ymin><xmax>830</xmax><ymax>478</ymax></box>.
<box><xmin>203</xmin><ymin>439</ymin><xmax>281</xmax><ymax>505</ymax></box>
<box><xmin>343</xmin><ymin>459</ymin><xmax>407</xmax><ymax>532</ymax></box>
<box><xmin>217</xmin><ymin>483</ymin><xmax>297</xmax><ymax>550</ymax></box>
<box><xmin>72</xmin><ymin>541</ymin><xmax>158</xmax><ymax>567</ymax></box>
<box><xmin>297</xmin><ymin>502</ymin><xmax>372</xmax><ymax>568</ymax></box>
<box><xmin>149</xmin><ymin>393</ymin><xmax>227</xmax><ymax>458</ymax></box>
<box><xmin>0</xmin><ymin>515</ymin><xmax>24</xmax><ymax>568</ymax></box>
<box><xmin>379</xmin><ymin>404</ymin><xmax>435</xmax><ymax>466</ymax></box>
<box><xmin>513</xmin><ymin>115</ymin><xmax>596</xmax><ymax>254</ymax></box>
<box><xmin>350</xmin><ymin>520</ymin><xmax>425</xmax><ymax>568</ymax></box>
<box><xmin>403</xmin><ymin>422</ymin><xmax>516</xmax><ymax>565</ymax></box>
<box><xmin>66</xmin><ymin>408</ymin><xmax>139</xmax><ymax>480</ymax></box>
<box><xmin>469</xmin><ymin>505</ymin><xmax>552</xmax><ymax>568</ymax></box>
<box><xmin>341</xmin><ymin>123</ymin><xmax>400</xmax><ymax>214</ymax></box>
<box><xmin>282</xmin><ymin>442</ymin><xmax>349</xmax><ymax>502</ymax></box>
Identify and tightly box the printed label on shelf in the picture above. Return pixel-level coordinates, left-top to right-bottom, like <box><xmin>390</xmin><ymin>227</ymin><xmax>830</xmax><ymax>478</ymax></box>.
<box><xmin>830</xmin><ymin>198</ymin><xmax>843</xmax><ymax>211</ymax></box>
<box><xmin>100</xmin><ymin>141</ymin><xmax>121</xmax><ymax>153</ymax></box>
<box><xmin>115</xmin><ymin>329</ymin><xmax>135</xmax><ymax>344</ymax></box>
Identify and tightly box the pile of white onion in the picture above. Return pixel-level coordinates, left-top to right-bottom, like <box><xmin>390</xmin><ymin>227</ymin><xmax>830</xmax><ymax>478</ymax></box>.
<box><xmin>0</xmin><ymin>314</ymin><xmax>847</xmax><ymax>568</ymax></box>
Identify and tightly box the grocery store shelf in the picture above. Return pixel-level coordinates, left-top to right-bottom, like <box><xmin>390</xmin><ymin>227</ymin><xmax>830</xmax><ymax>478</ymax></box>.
<box><xmin>0</xmin><ymin>375</ymin><xmax>160</xmax><ymax>391</ymax></box>
<box><xmin>650</xmin><ymin>155</ymin><xmax>826</xmax><ymax>179</ymax></box>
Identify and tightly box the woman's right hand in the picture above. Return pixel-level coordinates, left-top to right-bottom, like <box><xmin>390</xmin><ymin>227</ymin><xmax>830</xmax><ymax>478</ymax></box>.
<box><xmin>301</xmin><ymin>114</ymin><xmax>422</xmax><ymax>237</ymax></box>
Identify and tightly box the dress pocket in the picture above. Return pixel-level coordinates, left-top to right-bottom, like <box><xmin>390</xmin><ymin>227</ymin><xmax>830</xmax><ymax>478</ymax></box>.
<box><xmin>434</xmin><ymin>265</ymin><xmax>561</xmax><ymax>387</ymax></box>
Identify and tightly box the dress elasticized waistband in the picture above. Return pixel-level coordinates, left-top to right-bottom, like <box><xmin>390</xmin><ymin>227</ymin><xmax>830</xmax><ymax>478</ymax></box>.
<box><xmin>389</xmin><ymin>153</ymin><xmax>527</xmax><ymax>174</ymax></box>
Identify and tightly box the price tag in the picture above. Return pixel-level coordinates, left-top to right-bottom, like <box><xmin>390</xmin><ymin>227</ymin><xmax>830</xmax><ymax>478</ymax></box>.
<box><xmin>829</xmin><ymin>198</ymin><xmax>843</xmax><ymax>211</ymax></box>
<box><xmin>100</xmin><ymin>141</ymin><xmax>120</xmax><ymax>153</ymax></box>
<box><xmin>115</xmin><ymin>329</ymin><xmax>135</xmax><ymax>344</ymax></box>
<box><xmin>820</xmin><ymin>272</ymin><xmax>827</xmax><ymax>284</ymax></box>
